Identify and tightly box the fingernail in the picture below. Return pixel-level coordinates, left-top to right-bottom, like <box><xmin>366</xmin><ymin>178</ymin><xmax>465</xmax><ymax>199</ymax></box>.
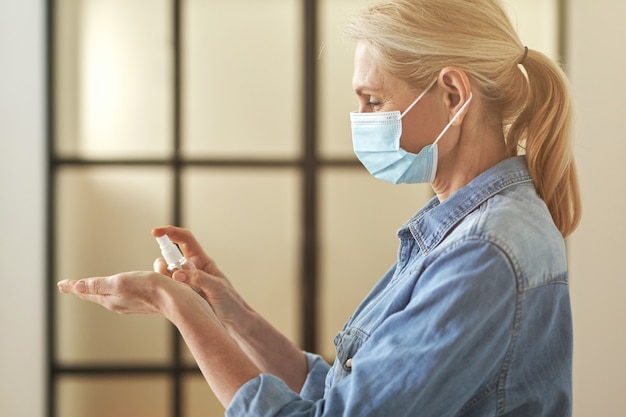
<box><xmin>172</xmin><ymin>271</ymin><xmax>186</xmax><ymax>282</ymax></box>
<box><xmin>76</xmin><ymin>281</ymin><xmax>87</xmax><ymax>293</ymax></box>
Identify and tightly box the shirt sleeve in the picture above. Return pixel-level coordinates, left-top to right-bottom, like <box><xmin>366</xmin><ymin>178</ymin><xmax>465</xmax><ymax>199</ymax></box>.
<box><xmin>226</xmin><ymin>374</ymin><xmax>316</xmax><ymax>417</ymax></box>
<box><xmin>226</xmin><ymin>353</ymin><xmax>329</xmax><ymax>416</ymax></box>
<box><xmin>300</xmin><ymin>352</ymin><xmax>330</xmax><ymax>401</ymax></box>
<box><xmin>227</xmin><ymin>239</ymin><xmax>519</xmax><ymax>416</ymax></box>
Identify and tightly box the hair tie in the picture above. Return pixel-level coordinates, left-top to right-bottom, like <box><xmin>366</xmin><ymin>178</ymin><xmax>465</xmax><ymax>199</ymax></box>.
<box><xmin>519</xmin><ymin>46</ymin><xmax>529</xmax><ymax>65</ymax></box>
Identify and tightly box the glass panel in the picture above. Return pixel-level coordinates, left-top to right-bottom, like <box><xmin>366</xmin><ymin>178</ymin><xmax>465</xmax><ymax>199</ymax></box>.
<box><xmin>318</xmin><ymin>168</ymin><xmax>432</xmax><ymax>358</ymax></box>
<box><xmin>181</xmin><ymin>167</ymin><xmax>301</xmax><ymax>362</ymax></box>
<box><xmin>318</xmin><ymin>0</ymin><xmax>371</xmax><ymax>159</ymax></box>
<box><xmin>182</xmin><ymin>0</ymin><xmax>302</xmax><ymax>159</ymax></box>
<box><xmin>183</xmin><ymin>375</ymin><xmax>224</xmax><ymax>417</ymax></box>
<box><xmin>55</xmin><ymin>167</ymin><xmax>172</xmax><ymax>364</ymax></box>
<box><xmin>57</xmin><ymin>376</ymin><xmax>170</xmax><ymax>417</ymax></box>
<box><xmin>54</xmin><ymin>0</ymin><xmax>172</xmax><ymax>158</ymax></box>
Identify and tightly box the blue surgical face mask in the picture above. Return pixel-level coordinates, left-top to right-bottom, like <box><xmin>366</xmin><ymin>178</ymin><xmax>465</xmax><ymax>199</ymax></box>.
<box><xmin>350</xmin><ymin>80</ymin><xmax>473</xmax><ymax>184</ymax></box>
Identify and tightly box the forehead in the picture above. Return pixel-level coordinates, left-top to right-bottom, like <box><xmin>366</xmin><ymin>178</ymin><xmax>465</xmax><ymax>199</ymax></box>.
<box><xmin>352</xmin><ymin>42</ymin><xmax>402</xmax><ymax>95</ymax></box>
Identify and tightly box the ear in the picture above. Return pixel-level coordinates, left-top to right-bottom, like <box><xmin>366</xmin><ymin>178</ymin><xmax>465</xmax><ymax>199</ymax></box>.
<box><xmin>437</xmin><ymin>67</ymin><xmax>472</xmax><ymax>125</ymax></box>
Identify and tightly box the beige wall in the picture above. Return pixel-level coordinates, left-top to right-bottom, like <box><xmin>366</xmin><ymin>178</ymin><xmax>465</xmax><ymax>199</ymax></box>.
<box><xmin>2</xmin><ymin>0</ymin><xmax>626</xmax><ymax>416</ymax></box>
<box><xmin>0</xmin><ymin>1</ymin><xmax>46</xmax><ymax>416</ymax></box>
<box><xmin>568</xmin><ymin>1</ymin><xmax>626</xmax><ymax>416</ymax></box>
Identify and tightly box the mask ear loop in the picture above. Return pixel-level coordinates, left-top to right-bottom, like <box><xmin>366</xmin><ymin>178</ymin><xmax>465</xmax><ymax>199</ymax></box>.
<box><xmin>400</xmin><ymin>78</ymin><xmax>439</xmax><ymax>119</ymax></box>
<box><xmin>432</xmin><ymin>93</ymin><xmax>473</xmax><ymax>145</ymax></box>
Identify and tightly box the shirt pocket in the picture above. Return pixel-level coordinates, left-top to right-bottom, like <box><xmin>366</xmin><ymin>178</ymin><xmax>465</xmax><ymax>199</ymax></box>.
<box><xmin>329</xmin><ymin>327</ymin><xmax>370</xmax><ymax>388</ymax></box>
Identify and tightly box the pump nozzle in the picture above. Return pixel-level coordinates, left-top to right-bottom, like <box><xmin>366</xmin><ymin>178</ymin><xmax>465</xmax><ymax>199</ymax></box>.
<box><xmin>156</xmin><ymin>234</ymin><xmax>195</xmax><ymax>271</ymax></box>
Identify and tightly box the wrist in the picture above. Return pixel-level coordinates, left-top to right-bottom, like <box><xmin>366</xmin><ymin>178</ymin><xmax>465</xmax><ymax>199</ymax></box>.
<box><xmin>156</xmin><ymin>279</ymin><xmax>199</xmax><ymax>324</ymax></box>
<box><xmin>226</xmin><ymin>305</ymin><xmax>263</xmax><ymax>344</ymax></box>
<box><xmin>154</xmin><ymin>278</ymin><xmax>262</xmax><ymax>407</ymax></box>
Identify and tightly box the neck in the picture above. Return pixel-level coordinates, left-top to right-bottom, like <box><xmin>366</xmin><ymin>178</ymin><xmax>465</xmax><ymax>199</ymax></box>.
<box><xmin>431</xmin><ymin>121</ymin><xmax>507</xmax><ymax>202</ymax></box>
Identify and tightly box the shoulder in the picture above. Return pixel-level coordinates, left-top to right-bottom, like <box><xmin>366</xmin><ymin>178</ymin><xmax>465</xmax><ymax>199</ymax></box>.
<box><xmin>441</xmin><ymin>182</ymin><xmax>568</xmax><ymax>290</ymax></box>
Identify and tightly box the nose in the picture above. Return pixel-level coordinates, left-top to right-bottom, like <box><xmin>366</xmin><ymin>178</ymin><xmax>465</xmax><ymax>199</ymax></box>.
<box><xmin>356</xmin><ymin>102</ymin><xmax>373</xmax><ymax>114</ymax></box>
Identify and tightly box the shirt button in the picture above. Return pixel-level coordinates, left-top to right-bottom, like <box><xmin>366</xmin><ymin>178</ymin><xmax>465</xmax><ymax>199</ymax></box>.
<box><xmin>345</xmin><ymin>358</ymin><xmax>353</xmax><ymax>368</ymax></box>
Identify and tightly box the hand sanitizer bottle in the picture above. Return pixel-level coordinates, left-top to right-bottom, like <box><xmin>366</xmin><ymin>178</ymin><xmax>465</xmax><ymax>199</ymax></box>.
<box><xmin>156</xmin><ymin>234</ymin><xmax>196</xmax><ymax>272</ymax></box>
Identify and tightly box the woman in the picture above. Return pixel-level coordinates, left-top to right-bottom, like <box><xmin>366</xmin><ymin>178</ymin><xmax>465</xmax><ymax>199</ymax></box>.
<box><xmin>58</xmin><ymin>0</ymin><xmax>581</xmax><ymax>415</ymax></box>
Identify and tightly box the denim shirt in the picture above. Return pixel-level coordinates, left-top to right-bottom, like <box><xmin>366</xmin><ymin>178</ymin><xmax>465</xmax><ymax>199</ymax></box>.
<box><xmin>227</xmin><ymin>156</ymin><xmax>572</xmax><ymax>417</ymax></box>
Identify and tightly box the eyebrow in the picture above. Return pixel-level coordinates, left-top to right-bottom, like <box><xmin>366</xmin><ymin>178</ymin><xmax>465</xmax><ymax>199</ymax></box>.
<box><xmin>353</xmin><ymin>85</ymin><xmax>383</xmax><ymax>96</ymax></box>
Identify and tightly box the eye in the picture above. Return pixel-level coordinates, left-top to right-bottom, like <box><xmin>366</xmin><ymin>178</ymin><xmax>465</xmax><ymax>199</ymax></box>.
<box><xmin>367</xmin><ymin>99</ymin><xmax>383</xmax><ymax>110</ymax></box>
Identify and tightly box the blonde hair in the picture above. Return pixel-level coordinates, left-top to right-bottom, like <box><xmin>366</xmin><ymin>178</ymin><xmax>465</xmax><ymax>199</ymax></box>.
<box><xmin>345</xmin><ymin>0</ymin><xmax>581</xmax><ymax>237</ymax></box>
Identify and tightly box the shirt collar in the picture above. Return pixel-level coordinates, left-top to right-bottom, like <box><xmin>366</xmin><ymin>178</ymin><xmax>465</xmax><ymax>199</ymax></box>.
<box><xmin>403</xmin><ymin>156</ymin><xmax>533</xmax><ymax>254</ymax></box>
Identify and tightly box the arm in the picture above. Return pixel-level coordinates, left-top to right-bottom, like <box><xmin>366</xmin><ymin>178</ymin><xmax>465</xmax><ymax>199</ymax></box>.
<box><xmin>229</xmin><ymin>239</ymin><xmax>520</xmax><ymax>416</ymax></box>
<box><xmin>58</xmin><ymin>230</ymin><xmax>518</xmax><ymax>416</ymax></box>
<box><xmin>151</xmin><ymin>226</ymin><xmax>309</xmax><ymax>393</ymax></box>
<box><xmin>159</xmin><ymin>279</ymin><xmax>263</xmax><ymax>405</ymax></box>
<box><xmin>58</xmin><ymin>272</ymin><xmax>261</xmax><ymax>407</ymax></box>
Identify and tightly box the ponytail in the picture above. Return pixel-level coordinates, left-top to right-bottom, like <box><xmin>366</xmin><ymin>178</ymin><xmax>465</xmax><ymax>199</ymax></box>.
<box><xmin>506</xmin><ymin>49</ymin><xmax>581</xmax><ymax>237</ymax></box>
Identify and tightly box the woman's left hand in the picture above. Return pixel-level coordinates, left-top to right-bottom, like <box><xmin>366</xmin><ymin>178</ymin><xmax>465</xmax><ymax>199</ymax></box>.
<box><xmin>58</xmin><ymin>270</ymin><xmax>262</xmax><ymax>407</ymax></box>
<box><xmin>57</xmin><ymin>271</ymin><xmax>193</xmax><ymax>316</ymax></box>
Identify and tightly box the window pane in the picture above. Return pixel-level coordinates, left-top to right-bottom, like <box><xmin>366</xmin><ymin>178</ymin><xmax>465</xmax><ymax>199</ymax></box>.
<box><xmin>318</xmin><ymin>0</ymin><xmax>370</xmax><ymax>159</ymax></box>
<box><xmin>182</xmin><ymin>0</ymin><xmax>302</xmax><ymax>159</ymax></box>
<box><xmin>57</xmin><ymin>376</ymin><xmax>170</xmax><ymax>417</ymax></box>
<box><xmin>318</xmin><ymin>168</ymin><xmax>432</xmax><ymax>358</ymax></box>
<box><xmin>183</xmin><ymin>375</ymin><xmax>224</xmax><ymax>417</ymax></box>
<box><xmin>55</xmin><ymin>167</ymin><xmax>172</xmax><ymax>364</ymax></box>
<box><xmin>54</xmin><ymin>0</ymin><xmax>172</xmax><ymax>158</ymax></box>
<box><xmin>182</xmin><ymin>168</ymin><xmax>301</xmax><ymax>350</ymax></box>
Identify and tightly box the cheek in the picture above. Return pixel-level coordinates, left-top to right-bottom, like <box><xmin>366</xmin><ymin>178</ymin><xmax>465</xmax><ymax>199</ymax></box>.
<box><xmin>400</xmin><ymin>110</ymin><xmax>445</xmax><ymax>153</ymax></box>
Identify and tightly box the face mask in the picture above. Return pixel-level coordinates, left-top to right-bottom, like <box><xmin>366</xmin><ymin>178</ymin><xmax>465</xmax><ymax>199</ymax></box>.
<box><xmin>350</xmin><ymin>81</ymin><xmax>473</xmax><ymax>184</ymax></box>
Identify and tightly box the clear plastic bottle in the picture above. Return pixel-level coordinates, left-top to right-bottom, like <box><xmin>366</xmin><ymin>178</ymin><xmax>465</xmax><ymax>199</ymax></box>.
<box><xmin>155</xmin><ymin>234</ymin><xmax>196</xmax><ymax>272</ymax></box>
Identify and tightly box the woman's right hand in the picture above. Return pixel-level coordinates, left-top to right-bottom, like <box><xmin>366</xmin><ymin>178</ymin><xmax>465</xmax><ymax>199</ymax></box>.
<box><xmin>152</xmin><ymin>226</ymin><xmax>227</xmax><ymax>280</ymax></box>
<box><xmin>151</xmin><ymin>226</ymin><xmax>253</xmax><ymax>333</ymax></box>
<box><xmin>153</xmin><ymin>226</ymin><xmax>308</xmax><ymax>392</ymax></box>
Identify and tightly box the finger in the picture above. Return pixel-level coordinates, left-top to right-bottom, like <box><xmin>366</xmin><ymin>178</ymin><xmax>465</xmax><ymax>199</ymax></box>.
<box><xmin>153</xmin><ymin>257</ymin><xmax>170</xmax><ymax>275</ymax></box>
<box><xmin>57</xmin><ymin>279</ymin><xmax>75</xmax><ymax>293</ymax></box>
<box><xmin>58</xmin><ymin>278</ymin><xmax>91</xmax><ymax>294</ymax></box>
<box><xmin>171</xmin><ymin>270</ymin><xmax>187</xmax><ymax>283</ymax></box>
<box><xmin>80</xmin><ymin>277</ymin><xmax>106</xmax><ymax>295</ymax></box>
<box><xmin>58</xmin><ymin>278</ymin><xmax>114</xmax><ymax>309</ymax></box>
<box><xmin>176</xmin><ymin>269</ymin><xmax>235</xmax><ymax>296</ymax></box>
<box><xmin>152</xmin><ymin>226</ymin><xmax>206</xmax><ymax>261</ymax></box>
<box><xmin>59</xmin><ymin>273</ymin><xmax>164</xmax><ymax>314</ymax></box>
<box><xmin>172</xmin><ymin>270</ymin><xmax>204</xmax><ymax>294</ymax></box>
<box><xmin>152</xmin><ymin>226</ymin><xmax>226</xmax><ymax>279</ymax></box>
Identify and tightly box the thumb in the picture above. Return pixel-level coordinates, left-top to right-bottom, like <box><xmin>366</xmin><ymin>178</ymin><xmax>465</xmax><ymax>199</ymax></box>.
<box><xmin>172</xmin><ymin>270</ymin><xmax>188</xmax><ymax>283</ymax></box>
<box><xmin>171</xmin><ymin>269</ymin><xmax>204</xmax><ymax>295</ymax></box>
